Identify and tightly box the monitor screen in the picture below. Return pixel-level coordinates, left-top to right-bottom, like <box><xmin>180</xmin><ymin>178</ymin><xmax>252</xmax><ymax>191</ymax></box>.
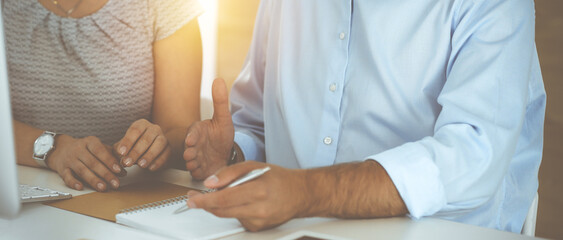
<box><xmin>0</xmin><ymin>8</ymin><xmax>21</xmax><ymax>219</ymax></box>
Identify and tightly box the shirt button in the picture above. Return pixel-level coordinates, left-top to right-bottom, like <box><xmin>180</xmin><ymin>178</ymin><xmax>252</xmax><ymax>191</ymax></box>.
<box><xmin>339</xmin><ymin>32</ymin><xmax>346</xmax><ymax>40</ymax></box>
<box><xmin>329</xmin><ymin>83</ymin><xmax>337</xmax><ymax>92</ymax></box>
<box><xmin>323</xmin><ymin>137</ymin><xmax>333</xmax><ymax>145</ymax></box>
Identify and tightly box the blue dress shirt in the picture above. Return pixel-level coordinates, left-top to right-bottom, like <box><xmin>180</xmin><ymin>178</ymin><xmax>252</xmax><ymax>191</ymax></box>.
<box><xmin>229</xmin><ymin>0</ymin><xmax>546</xmax><ymax>233</ymax></box>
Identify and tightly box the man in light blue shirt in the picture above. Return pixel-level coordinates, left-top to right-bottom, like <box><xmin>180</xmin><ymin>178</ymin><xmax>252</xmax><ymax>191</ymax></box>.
<box><xmin>183</xmin><ymin>0</ymin><xmax>546</xmax><ymax>233</ymax></box>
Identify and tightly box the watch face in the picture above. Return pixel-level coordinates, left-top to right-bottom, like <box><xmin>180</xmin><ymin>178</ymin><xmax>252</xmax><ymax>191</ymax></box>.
<box><xmin>34</xmin><ymin>134</ymin><xmax>54</xmax><ymax>156</ymax></box>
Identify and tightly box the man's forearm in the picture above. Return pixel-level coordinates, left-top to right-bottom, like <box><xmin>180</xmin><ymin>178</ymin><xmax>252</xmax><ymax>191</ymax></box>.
<box><xmin>301</xmin><ymin>160</ymin><xmax>408</xmax><ymax>218</ymax></box>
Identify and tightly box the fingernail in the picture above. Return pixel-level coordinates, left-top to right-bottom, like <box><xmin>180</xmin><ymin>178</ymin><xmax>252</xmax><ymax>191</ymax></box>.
<box><xmin>97</xmin><ymin>183</ymin><xmax>105</xmax><ymax>191</ymax></box>
<box><xmin>111</xmin><ymin>180</ymin><xmax>119</xmax><ymax>188</ymax></box>
<box><xmin>139</xmin><ymin>159</ymin><xmax>147</xmax><ymax>168</ymax></box>
<box><xmin>119</xmin><ymin>146</ymin><xmax>126</xmax><ymax>155</ymax></box>
<box><xmin>185</xmin><ymin>133</ymin><xmax>192</xmax><ymax>145</ymax></box>
<box><xmin>204</xmin><ymin>175</ymin><xmax>219</xmax><ymax>186</ymax></box>
<box><xmin>124</xmin><ymin>157</ymin><xmax>133</xmax><ymax>167</ymax></box>
<box><xmin>187</xmin><ymin>191</ymin><xmax>198</xmax><ymax>197</ymax></box>
<box><xmin>149</xmin><ymin>164</ymin><xmax>157</xmax><ymax>171</ymax></box>
<box><xmin>113</xmin><ymin>164</ymin><xmax>121</xmax><ymax>172</ymax></box>
<box><xmin>187</xmin><ymin>200</ymin><xmax>197</xmax><ymax>208</ymax></box>
<box><xmin>74</xmin><ymin>183</ymin><xmax>81</xmax><ymax>190</ymax></box>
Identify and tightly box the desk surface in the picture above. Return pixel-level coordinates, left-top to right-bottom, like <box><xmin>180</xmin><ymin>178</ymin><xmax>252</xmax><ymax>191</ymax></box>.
<box><xmin>1</xmin><ymin>165</ymin><xmax>539</xmax><ymax>240</ymax></box>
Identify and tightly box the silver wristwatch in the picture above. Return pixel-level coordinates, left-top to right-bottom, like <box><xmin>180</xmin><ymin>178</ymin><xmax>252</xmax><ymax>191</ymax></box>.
<box><xmin>32</xmin><ymin>131</ymin><xmax>57</xmax><ymax>168</ymax></box>
<box><xmin>227</xmin><ymin>145</ymin><xmax>238</xmax><ymax>166</ymax></box>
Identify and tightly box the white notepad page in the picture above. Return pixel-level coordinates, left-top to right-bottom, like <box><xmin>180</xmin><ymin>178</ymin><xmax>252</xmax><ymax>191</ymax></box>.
<box><xmin>116</xmin><ymin>197</ymin><xmax>244</xmax><ymax>240</ymax></box>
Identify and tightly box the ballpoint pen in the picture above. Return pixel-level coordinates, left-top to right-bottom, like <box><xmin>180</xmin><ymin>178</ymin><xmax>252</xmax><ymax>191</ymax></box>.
<box><xmin>173</xmin><ymin>166</ymin><xmax>271</xmax><ymax>214</ymax></box>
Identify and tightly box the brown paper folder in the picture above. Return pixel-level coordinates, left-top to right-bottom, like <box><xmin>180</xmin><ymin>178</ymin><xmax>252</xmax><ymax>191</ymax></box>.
<box><xmin>46</xmin><ymin>181</ymin><xmax>197</xmax><ymax>222</ymax></box>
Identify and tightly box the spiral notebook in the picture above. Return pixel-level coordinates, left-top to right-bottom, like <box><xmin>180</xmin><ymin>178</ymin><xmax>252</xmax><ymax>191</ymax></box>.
<box><xmin>115</xmin><ymin>195</ymin><xmax>244</xmax><ymax>240</ymax></box>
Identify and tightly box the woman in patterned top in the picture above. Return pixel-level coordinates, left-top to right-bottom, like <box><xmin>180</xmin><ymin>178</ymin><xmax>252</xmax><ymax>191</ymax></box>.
<box><xmin>4</xmin><ymin>0</ymin><xmax>203</xmax><ymax>192</ymax></box>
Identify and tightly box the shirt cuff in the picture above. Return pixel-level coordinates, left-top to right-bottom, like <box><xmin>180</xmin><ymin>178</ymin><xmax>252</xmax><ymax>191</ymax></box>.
<box><xmin>234</xmin><ymin>131</ymin><xmax>265</xmax><ymax>162</ymax></box>
<box><xmin>366</xmin><ymin>141</ymin><xmax>447</xmax><ymax>218</ymax></box>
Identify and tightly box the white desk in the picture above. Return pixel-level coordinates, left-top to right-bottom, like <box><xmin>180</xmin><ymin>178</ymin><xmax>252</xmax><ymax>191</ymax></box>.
<box><xmin>1</xmin><ymin>165</ymin><xmax>539</xmax><ymax>240</ymax></box>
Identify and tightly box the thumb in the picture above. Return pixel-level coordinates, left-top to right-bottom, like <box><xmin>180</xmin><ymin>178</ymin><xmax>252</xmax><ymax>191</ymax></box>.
<box><xmin>211</xmin><ymin>78</ymin><xmax>231</xmax><ymax>122</ymax></box>
<box><xmin>112</xmin><ymin>141</ymin><xmax>124</xmax><ymax>156</ymax></box>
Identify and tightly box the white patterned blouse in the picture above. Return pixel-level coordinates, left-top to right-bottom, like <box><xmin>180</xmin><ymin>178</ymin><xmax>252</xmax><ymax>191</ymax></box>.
<box><xmin>3</xmin><ymin>0</ymin><xmax>203</xmax><ymax>144</ymax></box>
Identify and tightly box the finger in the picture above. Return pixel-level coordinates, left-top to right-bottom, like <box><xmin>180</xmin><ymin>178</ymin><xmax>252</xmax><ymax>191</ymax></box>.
<box><xmin>239</xmin><ymin>218</ymin><xmax>274</xmax><ymax>232</ymax></box>
<box><xmin>204</xmin><ymin>161</ymin><xmax>266</xmax><ymax>189</ymax></box>
<box><xmin>116</xmin><ymin>168</ymin><xmax>128</xmax><ymax>177</ymax></box>
<box><xmin>187</xmin><ymin>190</ymin><xmax>202</xmax><ymax>198</ymax></box>
<box><xmin>137</xmin><ymin>134</ymin><xmax>167</xmax><ymax>168</ymax></box>
<box><xmin>206</xmin><ymin>201</ymin><xmax>269</xmax><ymax>220</ymax></box>
<box><xmin>185</xmin><ymin>159</ymin><xmax>200</xmax><ymax>171</ymax></box>
<box><xmin>184</xmin><ymin>125</ymin><xmax>200</xmax><ymax>147</ymax></box>
<box><xmin>106</xmin><ymin>145</ymin><xmax>128</xmax><ymax>177</ymax></box>
<box><xmin>112</xmin><ymin>142</ymin><xmax>121</xmax><ymax>156</ymax></box>
<box><xmin>183</xmin><ymin>147</ymin><xmax>198</xmax><ymax>162</ymax></box>
<box><xmin>188</xmin><ymin>182</ymin><xmax>261</xmax><ymax>210</ymax></box>
<box><xmin>125</xmin><ymin>124</ymin><xmax>160</xmax><ymax>167</ymax></box>
<box><xmin>59</xmin><ymin>167</ymin><xmax>83</xmax><ymax>190</ymax></box>
<box><xmin>79</xmin><ymin>155</ymin><xmax>120</xmax><ymax>189</ymax></box>
<box><xmin>69</xmin><ymin>160</ymin><xmax>108</xmax><ymax>192</ymax></box>
<box><xmin>86</xmin><ymin>138</ymin><xmax>122</xmax><ymax>174</ymax></box>
<box><xmin>146</xmin><ymin>145</ymin><xmax>171</xmax><ymax>171</ymax></box>
<box><xmin>189</xmin><ymin>167</ymin><xmax>206</xmax><ymax>180</ymax></box>
<box><xmin>116</xmin><ymin>119</ymin><xmax>149</xmax><ymax>158</ymax></box>
<box><xmin>81</xmin><ymin>144</ymin><xmax>120</xmax><ymax>189</ymax></box>
<box><xmin>211</xmin><ymin>78</ymin><xmax>231</xmax><ymax>122</ymax></box>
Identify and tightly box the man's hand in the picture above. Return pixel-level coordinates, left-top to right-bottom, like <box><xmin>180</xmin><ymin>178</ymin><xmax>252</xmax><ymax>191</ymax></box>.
<box><xmin>183</xmin><ymin>78</ymin><xmax>235</xmax><ymax>180</ymax></box>
<box><xmin>185</xmin><ymin>161</ymin><xmax>309</xmax><ymax>232</ymax></box>
<box><xmin>114</xmin><ymin>119</ymin><xmax>172</xmax><ymax>171</ymax></box>
<box><xmin>185</xmin><ymin>160</ymin><xmax>408</xmax><ymax>232</ymax></box>
<box><xmin>47</xmin><ymin>134</ymin><xmax>124</xmax><ymax>191</ymax></box>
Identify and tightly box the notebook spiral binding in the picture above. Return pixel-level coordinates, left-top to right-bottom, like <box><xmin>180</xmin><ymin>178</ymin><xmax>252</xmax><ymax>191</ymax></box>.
<box><xmin>118</xmin><ymin>195</ymin><xmax>188</xmax><ymax>215</ymax></box>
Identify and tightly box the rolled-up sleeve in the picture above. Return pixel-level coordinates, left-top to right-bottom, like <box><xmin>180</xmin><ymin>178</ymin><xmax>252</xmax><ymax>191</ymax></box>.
<box><xmin>368</xmin><ymin>0</ymin><xmax>541</xmax><ymax>219</ymax></box>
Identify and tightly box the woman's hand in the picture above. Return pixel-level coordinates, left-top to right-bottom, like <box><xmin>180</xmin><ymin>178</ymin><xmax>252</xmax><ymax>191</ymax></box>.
<box><xmin>114</xmin><ymin>119</ymin><xmax>172</xmax><ymax>171</ymax></box>
<box><xmin>47</xmin><ymin>134</ymin><xmax>124</xmax><ymax>192</ymax></box>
